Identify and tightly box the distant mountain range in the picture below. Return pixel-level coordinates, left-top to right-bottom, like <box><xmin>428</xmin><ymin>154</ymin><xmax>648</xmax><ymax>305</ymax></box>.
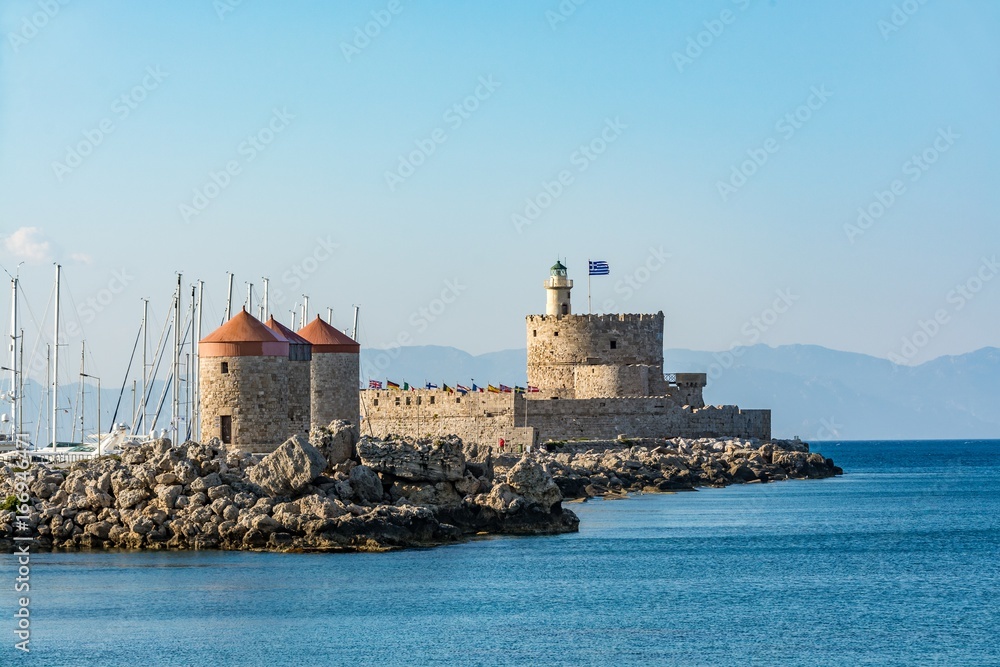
<box><xmin>6</xmin><ymin>345</ymin><xmax>995</xmax><ymax>442</ymax></box>
<box><xmin>360</xmin><ymin>344</ymin><xmax>1000</xmax><ymax>440</ymax></box>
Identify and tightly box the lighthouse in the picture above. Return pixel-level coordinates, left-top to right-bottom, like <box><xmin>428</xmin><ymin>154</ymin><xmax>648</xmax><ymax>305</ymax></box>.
<box><xmin>544</xmin><ymin>260</ymin><xmax>573</xmax><ymax>316</ymax></box>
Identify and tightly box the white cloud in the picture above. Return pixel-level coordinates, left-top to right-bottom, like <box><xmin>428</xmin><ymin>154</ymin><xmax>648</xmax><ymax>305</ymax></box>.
<box><xmin>70</xmin><ymin>252</ymin><xmax>93</xmax><ymax>265</ymax></box>
<box><xmin>3</xmin><ymin>227</ymin><xmax>52</xmax><ymax>263</ymax></box>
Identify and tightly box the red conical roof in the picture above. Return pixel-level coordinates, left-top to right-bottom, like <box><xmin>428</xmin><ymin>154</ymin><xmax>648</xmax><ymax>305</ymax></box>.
<box><xmin>200</xmin><ymin>309</ymin><xmax>290</xmax><ymax>357</ymax></box>
<box><xmin>265</xmin><ymin>316</ymin><xmax>310</xmax><ymax>346</ymax></box>
<box><xmin>298</xmin><ymin>315</ymin><xmax>360</xmax><ymax>354</ymax></box>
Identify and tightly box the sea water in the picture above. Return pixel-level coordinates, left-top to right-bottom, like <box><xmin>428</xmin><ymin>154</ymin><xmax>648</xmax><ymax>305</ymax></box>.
<box><xmin>2</xmin><ymin>440</ymin><xmax>997</xmax><ymax>666</ymax></box>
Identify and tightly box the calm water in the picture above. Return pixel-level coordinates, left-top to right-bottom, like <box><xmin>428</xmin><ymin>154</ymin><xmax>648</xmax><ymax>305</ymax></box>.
<box><xmin>2</xmin><ymin>440</ymin><xmax>998</xmax><ymax>666</ymax></box>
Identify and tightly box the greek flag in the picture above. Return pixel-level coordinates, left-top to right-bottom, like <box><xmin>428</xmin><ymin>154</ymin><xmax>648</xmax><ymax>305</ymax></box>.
<box><xmin>589</xmin><ymin>260</ymin><xmax>610</xmax><ymax>276</ymax></box>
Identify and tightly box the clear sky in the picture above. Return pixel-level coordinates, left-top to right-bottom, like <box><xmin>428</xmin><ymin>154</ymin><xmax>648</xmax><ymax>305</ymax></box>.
<box><xmin>1</xmin><ymin>0</ymin><xmax>998</xmax><ymax>388</ymax></box>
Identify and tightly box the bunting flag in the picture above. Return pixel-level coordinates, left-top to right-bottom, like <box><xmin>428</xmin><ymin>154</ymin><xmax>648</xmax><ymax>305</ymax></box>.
<box><xmin>499</xmin><ymin>384</ymin><xmax>513</xmax><ymax>393</ymax></box>
<box><xmin>426</xmin><ymin>382</ymin><xmax>438</xmax><ymax>390</ymax></box>
<box><xmin>514</xmin><ymin>386</ymin><xmax>526</xmax><ymax>393</ymax></box>
<box><xmin>442</xmin><ymin>384</ymin><xmax>455</xmax><ymax>393</ymax></box>
<box><xmin>487</xmin><ymin>384</ymin><xmax>500</xmax><ymax>393</ymax></box>
<box><xmin>456</xmin><ymin>384</ymin><xmax>471</xmax><ymax>394</ymax></box>
<box><xmin>387</xmin><ymin>380</ymin><xmax>400</xmax><ymax>390</ymax></box>
<box><xmin>527</xmin><ymin>385</ymin><xmax>540</xmax><ymax>393</ymax></box>
<box><xmin>369</xmin><ymin>380</ymin><xmax>383</xmax><ymax>389</ymax></box>
<box><xmin>588</xmin><ymin>260</ymin><xmax>610</xmax><ymax>276</ymax></box>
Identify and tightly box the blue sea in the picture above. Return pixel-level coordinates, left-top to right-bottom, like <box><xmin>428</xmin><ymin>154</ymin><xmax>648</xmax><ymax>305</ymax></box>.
<box><xmin>3</xmin><ymin>440</ymin><xmax>998</xmax><ymax>666</ymax></box>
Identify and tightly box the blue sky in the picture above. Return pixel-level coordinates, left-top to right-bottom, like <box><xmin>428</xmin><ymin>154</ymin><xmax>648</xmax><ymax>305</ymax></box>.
<box><xmin>1</xmin><ymin>0</ymin><xmax>998</xmax><ymax>387</ymax></box>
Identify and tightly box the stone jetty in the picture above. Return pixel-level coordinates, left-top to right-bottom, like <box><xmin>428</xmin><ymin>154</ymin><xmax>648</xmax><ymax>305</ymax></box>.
<box><xmin>0</xmin><ymin>423</ymin><xmax>577</xmax><ymax>553</ymax></box>
<box><xmin>0</xmin><ymin>425</ymin><xmax>841</xmax><ymax>553</ymax></box>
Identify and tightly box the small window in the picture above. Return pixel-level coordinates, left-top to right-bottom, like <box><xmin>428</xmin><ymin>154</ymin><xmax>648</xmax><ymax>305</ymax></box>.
<box><xmin>394</xmin><ymin>397</ymin><xmax>400</xmax><ymax>406</ymax></box>
<box><xmin>373</xmin><ymin>399</ymin><xmax>379</xmax><ymax>406</ymax></box>
<box><xmin>554</xmin><ymin>331</ymin><xmax>559</xmax><ymax>337</ymax></box>
<box><xmin>561</xmin><ymin>304</ymin><xmax>568</xmax><ymax>315</ymax></box>
<box><xmin>610</xmin><ymin>340</ymin><xmax>617</xmax><ymax>350</ymax></box>
<box><xmin>416</xmin><ymin>396</ymin><xmax>422</xmax><ymax>406</ymax></box>
<box><xmin>220</xmin><ymin>362</ymin><xmax>229</xmax><ymax>374</ymax></box>
<box><xmin>220</xmin><ymin>415</ymin><xmax>232</xmax><ymax>444</ymax></box>
<box><xmin>456</xmin><ymin>398</ymin><xmax>461</xmax><ymax>404</ymax></box>
<box><xmin>405</xmin><ymin>397</ymin><xmax>411</xmax><ymax>406</ymax></box>
<box><xmin>533</xmin><ymin>330</ymin><xmax>537</xmax><ymax>337</ymax></box>
<box><xmin>430</xmin><ymin>396</ymin><xmax>435</xmax><ymax>405</ymax></box>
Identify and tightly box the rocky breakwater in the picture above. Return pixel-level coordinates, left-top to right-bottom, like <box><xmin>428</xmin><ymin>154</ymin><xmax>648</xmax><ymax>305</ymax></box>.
<box><xmin>508</xmin><ymin>437</ymin><xmax>842</xmax><ymax>499</ymax></box>
<box><xmin>0</xmin><ymin>423</ymin><xmax>578</xmax><ymax>553</ymax></box>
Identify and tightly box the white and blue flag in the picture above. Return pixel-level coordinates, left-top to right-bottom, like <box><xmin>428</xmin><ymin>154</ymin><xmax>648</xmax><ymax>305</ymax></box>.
<box><xmin>588</xmin><ymin>260</ymin><xmax>610</xmax><ymax>276</ymax></box>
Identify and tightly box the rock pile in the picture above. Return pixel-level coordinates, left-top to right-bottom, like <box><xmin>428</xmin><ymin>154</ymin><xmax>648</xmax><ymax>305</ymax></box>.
<box><xmin>0</xmin><ymin>425</ymin><xmax>578</xmax><ymax>553</ymax></box>
<box><xmin>511</xmin><ymin>437</ymin><xmax>842</xmax><ymax>499</ymax></box>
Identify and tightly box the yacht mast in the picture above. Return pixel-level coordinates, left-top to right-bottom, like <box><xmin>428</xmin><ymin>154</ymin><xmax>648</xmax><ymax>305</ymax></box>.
<box><xmin>52</xmin><ymin>263</ymin><xmax>61</xmax><ymax>447</ymax></box>
<box><xmin>224</xmin><ymin>272</ymin><xmax>234</xmax><ymax>322</ymax></box>
<box><xmin>18</xmin><ymin>328</ymin><xmax>23</xmax><ymax>441</ymax></box>
<box><xmin>188</xmin><ymin>283</ymin><xmax>196</xmax><ymax>441</ymax></box>
<box><xmin>352</xmin><ymin>305</ymin><xmax>360</xmax><ymax>342</ymax></box>
<box><xmin>172</xmin><ymin>273</ymin><xmax>181</xmax><ymax>444</ymax></box>
<box><xmin>140</xmin><ymin>298</ymin><xmax>148</xmax><ymax>434</ymax></box>
<box><xmin>195</xmin><ymin>280</ymin><xmax>204</xmax><ymax>442</ymax></box>
<box><xmin>8</xmin><ymin>273</ymin><xmax>16</xmax><ymax>441</ymax></box>
<box><xmin>261</xmin><ymin>277</ymin><xmax>269</xmax><ymax>320</ymax></box>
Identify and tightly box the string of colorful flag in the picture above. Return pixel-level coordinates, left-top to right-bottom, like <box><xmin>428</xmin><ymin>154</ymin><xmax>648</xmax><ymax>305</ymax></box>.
<box><xmin>368</xmin><ymin>380</ymin><xmax>539</xmax><ymax>394</ymax></box>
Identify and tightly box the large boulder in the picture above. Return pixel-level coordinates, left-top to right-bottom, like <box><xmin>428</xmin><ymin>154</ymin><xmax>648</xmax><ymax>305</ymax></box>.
<box><xmin>505</xmin><ymin>457</ymin><xmax>563</xmax><ymax>511</ymax></box>
<box><xmin>309</xmin><ymin>420</ymin><xmax>357</xmax><ymax>468</ymax></box>
<box><xmin>348</xmin><ymin>465</ymin><xmax>384</xmax><ymax>504</ymax></box>
<box><xmin>358</xmin><ymin>435</ymin><xmax>465</xmax><ymax>483</ymax></box>
<box><xmin>248</xmin><ymin>436</ymin><xmax>327</xmax><ymax>497</ymax></box>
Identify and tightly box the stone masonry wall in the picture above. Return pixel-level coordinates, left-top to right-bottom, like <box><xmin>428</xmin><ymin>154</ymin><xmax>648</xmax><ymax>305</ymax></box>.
<box><xmin>360</xmin><ymin>387</ymin><xmax>770</xmax><ymax>447</ymax></box>
<box><xmin>521</xmin><ymin>398</ymin><xmax>770</xmax><ymax>442</ymax></box>
<box><xmin>526</xmin><ymin>312</ymin><xmax>665</xmax><ymax>397</ymax></box>
<box><xmin>360</xmin><ymin>389</ymin><xmax>534</xmax><ymax>449</ymax></box>
<box><xmin>574</xmin><ymin>364</ymin><xmax>652</xmax><ymax>398</ymax></box>
<box><xmin>199</xmin><ymin>355</ymin><xmax>290</xmax><ymax>454</ymax></box>
<box><xmin>311</xmin><ymin>352</ymin><xmax>360</xmax><ymax>430</ymax></box>
<box><xmin>286</xmin><ymin>359</ymin><xmax>311</xmax><ymax>439</ymax></box>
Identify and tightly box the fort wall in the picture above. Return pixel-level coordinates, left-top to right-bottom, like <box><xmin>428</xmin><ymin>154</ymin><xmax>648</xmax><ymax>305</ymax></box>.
<box><xmin>360</xmin><ymin>388</ymin><xmax>771</xmax><ymax>448</ymax></box>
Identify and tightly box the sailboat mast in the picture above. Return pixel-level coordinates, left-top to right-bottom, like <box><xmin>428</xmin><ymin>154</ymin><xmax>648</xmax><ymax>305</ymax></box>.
<box><xmin>302</xmin><ymin>295</ymin><xmax>308</xmax><ymax>325</ymax></box>
<box><xmin>140</xmin><ymin>298</ymin><xmax>148</xmax><ymax>434</ymax></box>
<box><xmin>172</xmin><ymin>273</ymin><xmax>181</xmax><ymax>444</ymax></box>
<box><xmin>52</xmin><ymin>263</ymin><xmax>61</xmax><ymax>447</ymax></box>
<box><xmin>77</xmin><ymin>341</ymin><xmax>85</xmax><ymax>441</ymax></box>
<box><xmin>18</xmin><ymin>328</ymin><xmax>23</xmax><ymax>441</ymax></box>
<box><xmin>224</xmin><ymin>272</ymin><xmax>234</xmax><ymax>322</ymax></box>
<box><xmin>188</xmin><ymin>284</ymin><xmax>196</xmax><ymax>441</ymax></box>
<box><xmin>352</xmin><ymin>305</ymin><xmax>360</xmax><ymax>342</ymax></box>
<box><xmin>261</xmin><ymin>277</ymin><xmax>269</xmax><ymax>320</ymax></box>
<box><xmin>8</xmin><ymin>274</ymin><xmax>16</xmax><ymax>441</ymax></box>
<box><xmin>195</xmin><ymin>280</ymin><xmax>204</xmax><ymax>442</ymax></box>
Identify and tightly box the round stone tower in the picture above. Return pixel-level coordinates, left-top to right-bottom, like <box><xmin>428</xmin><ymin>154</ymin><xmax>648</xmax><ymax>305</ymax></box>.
<box><xmin>545</xmin><ymin>260</ymin><xmax>573</xmax><ymax>316</ymax></box>
<box><xmin>298</xmin><ymin>316</ymin><xmax>360</xmax><ymax>430</ymax></box>
<box><xmin>527</xmin><ymin>261</ymin><xmax>666</xmax><ymax>398</ymax></box>
<box><xmin>199</xmin><ymin>309</ymin><xmax>290</xmax><ymax>453</ymax></box>
<box><xmin>265</xmin><ymin>316</ymin><xmax>312</xmax><ymax>439</ymax></box>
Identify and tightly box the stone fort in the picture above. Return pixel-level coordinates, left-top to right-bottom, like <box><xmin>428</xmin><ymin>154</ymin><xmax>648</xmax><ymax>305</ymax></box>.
<box><xmin>361</xmin><ymin>261</ymin><xmax>770</xmax><ymax>448</ymax></box>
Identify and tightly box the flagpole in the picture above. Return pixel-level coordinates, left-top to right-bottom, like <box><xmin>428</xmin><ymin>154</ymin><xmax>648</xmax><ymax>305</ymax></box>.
<box><xmin>588</xmin><ymin>258</ymin><xmax>592</xmax><ymax>314</ymax></box>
